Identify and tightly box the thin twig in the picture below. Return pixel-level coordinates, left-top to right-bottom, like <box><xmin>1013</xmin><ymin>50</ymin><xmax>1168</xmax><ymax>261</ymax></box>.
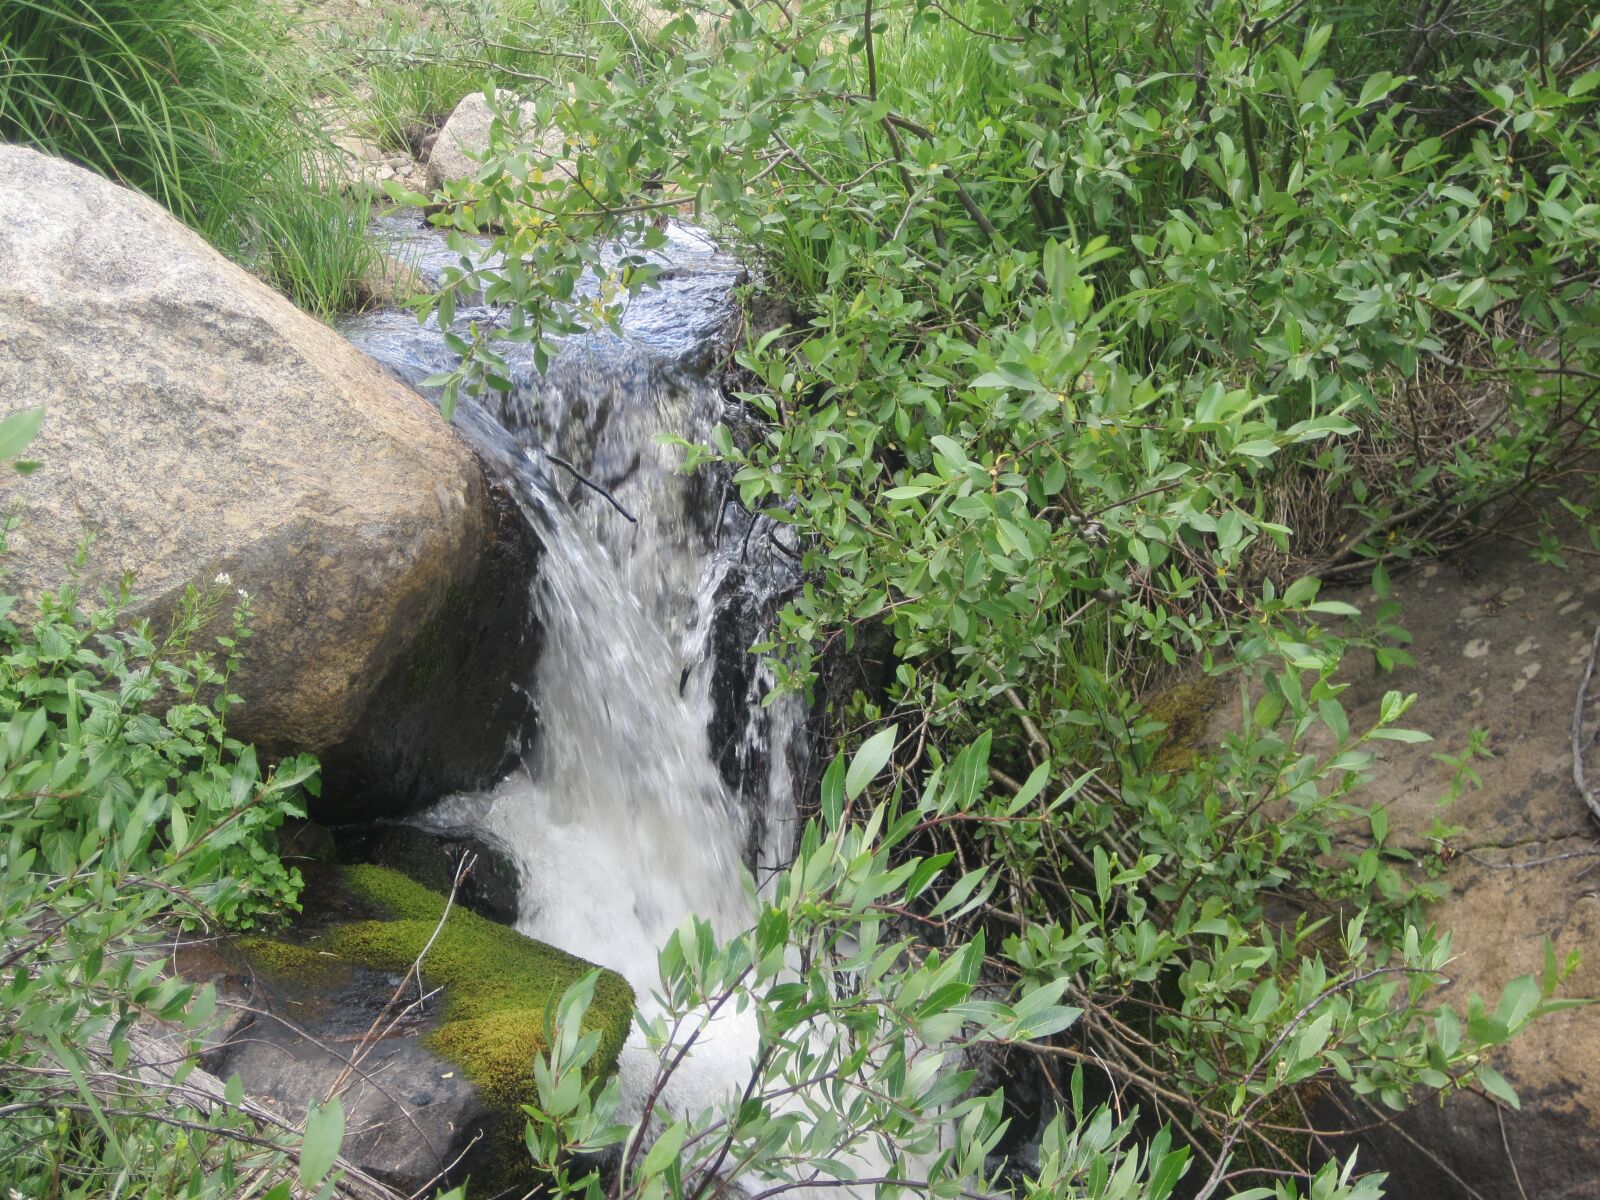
<box><xmin>547</xmin><ymin>452</ymin><xmax>639</xmax><ymax>523</ymax></box>
<box><xmin>1497</xmin><ymin>1103</ymin><xmax>1531</xmax><ymax>1200</ymax></box>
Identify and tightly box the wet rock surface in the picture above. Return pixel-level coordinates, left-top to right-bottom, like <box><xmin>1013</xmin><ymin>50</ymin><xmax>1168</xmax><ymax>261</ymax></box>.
<box><xmin>185</xmin><ymin>864</ymin><xmax>632</xmax><ymax>1195</ymax></box>
<box><xmin>316</xmin><ymin>481</ymin><xmax>540</xmax><ymax>823</ymax></box>
<box><xmin>335</xmin><ymin>821</ymin><xmax>523</xmax><ymax>927</ymax></box>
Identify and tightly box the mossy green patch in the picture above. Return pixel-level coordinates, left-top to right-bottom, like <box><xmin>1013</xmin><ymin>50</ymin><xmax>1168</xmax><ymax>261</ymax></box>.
<box><xmin>1143</xmin><ymin>675</ymin><xmax>1223</xmax><ymax>772</ymax></box>
<box><xmin>234</xmin><ymin>935</ymin><xmax>353</xmax><ymax>989</ymax></box>
<box><xmin>240</xmin><ymin>865</ymin><xmax>634</xmax><ymax>1192</ymax></box>
<box><xmin>327</xmin><ymin>865</ymin><xmax>634</xmax><ymax>1172</ymax></box>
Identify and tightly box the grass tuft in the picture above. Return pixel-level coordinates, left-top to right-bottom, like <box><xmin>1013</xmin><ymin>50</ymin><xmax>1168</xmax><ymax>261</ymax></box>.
<box><xmin>0</xmin><ymin>0</ymin><xmax>377</xmax><ymax>316</ymax></box>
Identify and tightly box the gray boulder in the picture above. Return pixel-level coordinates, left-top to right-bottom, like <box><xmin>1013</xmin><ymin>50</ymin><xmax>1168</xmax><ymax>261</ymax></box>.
<box><xmin>0</xmin><ymin>144</ymin><xmax>534</xmax><ymax>817</ymax></box>
<box><xmin>426</xmin><ymin>91</ymin><xmax>562</xmax><ymax>192</ymax></box>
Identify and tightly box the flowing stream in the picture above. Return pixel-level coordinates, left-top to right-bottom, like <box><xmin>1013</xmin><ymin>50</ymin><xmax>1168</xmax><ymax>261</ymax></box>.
<box><xmin>340</xmin><ymin>213</ymin><xmax>805</xmax><ymax>1117</ymax></box>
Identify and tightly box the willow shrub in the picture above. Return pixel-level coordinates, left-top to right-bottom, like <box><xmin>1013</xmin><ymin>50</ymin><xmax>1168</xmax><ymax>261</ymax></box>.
<box><xmin>0</xmin><ymin>568</ymin><xmax>328</xmax><ymax>1194</ymax></box>
<box><xmin>403</xmin><ymin>0</ymin><xmax>1599</xmax><ymax>1194</ymax></box>
<box><xmin>0</xmin><ymin>0</ymin><xmax>375</xmax><ymax>316</ymax></box>
<box><xmin>0</xmin><ymin>410</ymin><xmax>328</xmax><ymax>1192</ymax></box>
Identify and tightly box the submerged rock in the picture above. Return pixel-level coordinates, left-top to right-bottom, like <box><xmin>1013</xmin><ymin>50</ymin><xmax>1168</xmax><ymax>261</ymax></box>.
<box><xmin>0</xmin><ymin>145</ymin><xmax>536</xmax><ymax>818</ymax></box>
<box><xmin>203</xmin><ymin>865</ymin><xmax>634</xmax><ymax>1195</ymax></box>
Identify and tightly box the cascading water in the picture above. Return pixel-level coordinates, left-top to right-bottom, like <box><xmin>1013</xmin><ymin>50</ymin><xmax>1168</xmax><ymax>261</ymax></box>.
<box><xmin>340</xmin><ymin>213</ymin><xmax>806</xmax><ymax>1115</ymax></box>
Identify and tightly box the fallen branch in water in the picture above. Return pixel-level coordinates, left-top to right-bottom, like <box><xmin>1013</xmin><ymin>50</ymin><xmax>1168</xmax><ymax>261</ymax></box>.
<box><xmin>547</xmin><ymin>452</ymin><xmax>638</xmax><ymax>524</ymax></box>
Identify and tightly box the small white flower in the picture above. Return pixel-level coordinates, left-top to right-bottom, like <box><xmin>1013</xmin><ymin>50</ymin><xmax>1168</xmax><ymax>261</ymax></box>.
<box><xmin>213</xmin><ymin>572</ymin><xmax>232</xmax><ymax>586</ymax></box>
<box><xmin>237</xmin><ymin>588</ymin><xmax>250</xmax><ymax>601</ymax></box>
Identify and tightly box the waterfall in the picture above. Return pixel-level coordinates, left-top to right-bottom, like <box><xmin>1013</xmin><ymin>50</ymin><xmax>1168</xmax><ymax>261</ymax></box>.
<box><xmin>340</xmin><ymin>213</ymin><xmax>806</xmax><ymax>1118</ymax></box>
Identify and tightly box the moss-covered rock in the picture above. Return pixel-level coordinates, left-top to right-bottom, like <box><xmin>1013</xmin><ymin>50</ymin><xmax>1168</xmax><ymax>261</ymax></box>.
<box><xmin>233</xmin><ymin>935</ymin><xmax>352</xmax><ymax>990</ymax></box>
<box><xmin>334</xmin><ymin>822</ymin><xmax>522</xmax><ymax>926</ymax></box>
<box><xmin>330</xmin><ymin>865</ymin><xmax>634</xmax><ymax>1106</ymax></box>
<box><xmin>216</xmin><ymin>865</ymin><xmax>633</xmax><ymax>1194</ymax></box>
<box><xmin>1142</xmin><ymin>675</ymin><xmax>1223</xmax><ymax>772</ymax></box>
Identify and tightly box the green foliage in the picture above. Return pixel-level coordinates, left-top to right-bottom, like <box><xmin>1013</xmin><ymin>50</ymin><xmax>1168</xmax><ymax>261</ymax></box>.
<box><xmin>0</xmin><ymin>523</ymin><xmax>323</xmax><ymax>1193</ymax></box>
<box><xmin>407</xmin><ymin>0</ymin><xmax>1600</xmax><ymax>1193</ymax></box>
<box><xmin>312</xmin><ymin>0</ymin><xmax>654</xmax><ymax>155</ymax></box>
<box><xmin>0</xmin><ymin>0</ymin><xmax>377</xmax><ymax>315</ymax></box>
<box><xmin>523</xmin><ymin>736</ymin><xmax>1576</xmax><ymax>1200</ymax></box>
<box><xmin>1</xmin><ymin>567</ymin><xmax>314</xmax><ymax>927</ymax></box>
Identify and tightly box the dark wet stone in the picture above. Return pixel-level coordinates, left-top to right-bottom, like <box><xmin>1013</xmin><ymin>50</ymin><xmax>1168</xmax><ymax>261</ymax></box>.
<box><xmin>334</xmin><ymin>822</ymin><xmax>522</xmax><ymax>927</ymax></box>
<box><xmin>316</xmin><ymin>480</ymin><xmax>541</xmax><ymax>823</ymax></box>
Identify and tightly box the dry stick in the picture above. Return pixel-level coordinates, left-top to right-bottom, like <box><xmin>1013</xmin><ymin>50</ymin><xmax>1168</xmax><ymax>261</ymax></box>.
<box><xmin>1573</xmin><ymin>622</ymin><xmax>1600</xmax><ymax>828</ymax></box>
<box><xmin>546</xmin><ymin>453</ymin><xmax>638</xmax><ymax>524</ymax></box>
<box><xmin>405</xmin><ymin>1129</ymin><xmax>485</xmax><ymax>1200</ymax></box>
<box><xmin>323</xmin><ymin>855</ymin><xmax>474</xmax><ymax>1105</ymax></box>
<box><xmin>1497</xmin><ymin>1103</ymin><xmax>1531</xmax><ymax>1200</ymax></box>
<box><xmin>1462</xmin><ymin>845</ymin><xmax>1600</xmax><ymax>870</ymax></box>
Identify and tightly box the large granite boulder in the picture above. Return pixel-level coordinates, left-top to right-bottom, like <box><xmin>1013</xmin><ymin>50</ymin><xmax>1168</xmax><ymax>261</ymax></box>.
<box><xmin>0</xmin><ymin>144</ymin><xmax>535</xmax><ymax>818</ymax></box>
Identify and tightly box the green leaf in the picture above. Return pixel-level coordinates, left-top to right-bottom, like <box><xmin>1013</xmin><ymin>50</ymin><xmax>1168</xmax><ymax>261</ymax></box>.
<box><xmin>1477</xmin><ymin>1064</ymin><xmax>1520</xmax><ymax>1110</ymax></box>
<box><xmin>1306</xmin><ymin>600</ymin><xmax>1361</xmax><ymax>616</ymax></box>
<box><xmin>845</xmin><ymin>725</ymin><xmax>898</xmax><ymax>800</ymax></box>
<box><xmin>1357</xmin><ymin>72</ymin><xmax>1395</xmax><ymax>108</ymax></box>
<box><xmin>1233</xmin><ymin>439</ymin><xmax>1279</xmax><ymax>459</ymax></box>
<box><xmin>641</xmin><ymin>1121</ymin><xmax>686</xmax><ymax>1176</ymax></box>
<box><xmin>0</xmin><ymin>406</ymin><xmax>44</xmax><ymax>462</ymax></box>
<box><xmin>299</xmin><ymin>1097</ymin><xmax>345</xmax><ymax>1187</ymax></box>
<box><xmin>188</xmin><ymin>982</ymin><xmax>217</xmax><ymax>1030</ymax></box>
<box><xmin>1494</xmin><ymin>974</ymin><xmax>1540</xmax><ymax>1031</ymax></box>
<box><xmin>1369</xmin><ymin>727</ymin><xmax>1432</xmax><ymax>743</ymax></box>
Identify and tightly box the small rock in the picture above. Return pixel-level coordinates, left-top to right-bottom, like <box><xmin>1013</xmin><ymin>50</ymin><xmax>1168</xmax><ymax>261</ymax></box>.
<box><xmin>353</xmin><ymin>253</ymin><xmax>422</xmax><ymax>310</ymax></box>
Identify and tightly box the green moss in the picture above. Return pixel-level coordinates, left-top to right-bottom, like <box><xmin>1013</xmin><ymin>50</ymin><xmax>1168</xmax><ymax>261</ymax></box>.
<box><xmin>234</xmin><ymin>935</ymin><xmax>352</xmax><ymax>989</ymax></box>
<box><xmin>325</xmin><ymin>866</ymin><xmax>634</xmax><ymax>1185</ymax></box>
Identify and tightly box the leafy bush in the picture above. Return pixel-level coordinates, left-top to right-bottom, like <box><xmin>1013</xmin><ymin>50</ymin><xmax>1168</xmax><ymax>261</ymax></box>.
<box><xmin>1</xmin><ymin>569</ymin><xmax>313</xmax><ymax>927</ymax></box>
<box><xmin>403</xmin><ymin>0</ymin><xmax>1599</xmax><ymax>1192</ymax></box>
<box><xmin>528</xmin><ymin>732</ymin><xmax>1573</xmax><ymax>1200</ymax></box>
<box><xmin>0</xmin><ymin>464</ymin><xmax>323</xmax><ymax>1192</ymax></box>
<box><xmin>0</xmin><ymin>0</ymin><xmax>377</xmax><ymax>315</ymax></box>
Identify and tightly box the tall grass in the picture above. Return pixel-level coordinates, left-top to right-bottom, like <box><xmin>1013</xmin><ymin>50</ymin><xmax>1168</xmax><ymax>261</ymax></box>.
<box><xmin>0</xmin><ymin>0</ymin><xmax>376</xmax><ymax>316</ymax></box>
